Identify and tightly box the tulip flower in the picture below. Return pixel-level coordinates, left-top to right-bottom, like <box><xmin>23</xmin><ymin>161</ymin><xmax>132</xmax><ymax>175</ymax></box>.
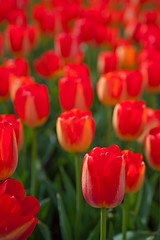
<box><xmin>59</xmin><ymin>75</ymin><xmax>93</xmax><ymax>111</ymax></box>
<box><xmin>9</xmin><ymin>76</ymin><xmax>34</xmax><ymax>101</ymax></box>
<box><xmin>138</xmin><ymin>108</ymin><xmax>160</xmax><ymax>144</ymax></box>
<box><xmin>6</xmin><ymin>24</ymin><xmax>39</xmax><ymax>56</ymax></box>
<box><xmin>140</xmin><ymin>60</ymin><xmax>160</xmax><ymax>93</ymax></box>
<box><xmin>0</xmin><ymin>121</ymin><xmax>18</xmax><ymax>181</ymax></box>
<box><xmin>113</xmin><ymin>100</ymin><xmax>146</xmax><ymax>141</ymax></box>
<box><xmin>115</xmin><ymin>44</ymin><xmax>137</xmax><ymax>69</ymax></box>
<box><xmin>34</xmin><ymin>50</ymin><xmax>62</xmax><ymax>79</ymax></box>
<box><xmin>55</xmin><ymin>32</ymin><xmax>83</xmax><ymax>64</ymax></box>
<box><xmin>122</xmin><ymin>150</ymin><xmax>145</xmax><ymax>193</ymax></box>
<box><xmin>144</xmin><ymin>126</ymin><xmax>160</xmax><ymax>171</ymax></box>
<box><xmin>0</xmin><ymin>178</ymin><xmax>40</xmax><ymax>239</ymax></box>
<box><xmin>82</xmin><ymin>145</ymin><xmax>126</xmax><ymax>240</ymax></box>
<box><xmin>0</xmin><ymin>67</ymin><xmax>10</xmax><ymax>100</ymax></box>
<box><xmin>14</xmin><ymin>83</ymin><xmax>50</xmax><ymax>128</ymax></box>
<box><xmin>97</xmin><ymin>51</ymin><xmax>118</xmax><ymax>74</ymax></box>
<box><xmin>0</xmin><ymin>114</ymin><xmax>24</xmax><ymax>151</ymax></box>
<box><xmin>56</xmin><ymin>109</ymin><xmax>95</xmax><ymax>153</ymax></box>
<box><xmin>4</xmin><ymin>57</ymin><xmax>29</xmax><ymax>77</ymax></box>
<box><xmin>64</xmin><ymin>63</ymin><xmax>90</xmax><ymax>79</ymax></box>
<box><xmin>97</xmin><ymin>72</ymin><xmax>125</xmax><ymax>107</ymax></box>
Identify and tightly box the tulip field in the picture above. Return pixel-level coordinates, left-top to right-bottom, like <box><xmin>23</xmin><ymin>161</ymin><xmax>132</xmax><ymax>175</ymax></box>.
<box><xmin>0</xmin><ymin>0</ymin><xmax>160</xmax><ymax>239</ymax></box>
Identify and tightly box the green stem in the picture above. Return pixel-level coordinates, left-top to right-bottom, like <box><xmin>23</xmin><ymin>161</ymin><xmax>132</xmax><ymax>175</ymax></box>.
<box><xmin>100</xmin><ymin>207</ymin><xmax>107</xmax><ymax>240</ymax></box>
<box><xmin>30</xmin><ymin>128</ymin><xmax>37</xmax><ymax>197</ymax></box>
<box><xmin>107</xmin><ymin>107</ymin><xmax>113</xmax><ymax>147</ymax></box>
<box><xmin>123</xmin><ymin>194</ymin><xmax>128</xmax><ymax>240</ymax></box>
<box><xmin>75</xmin><ymin>153</ymin><xmax>82</xmax><ymax>240</ymax></box>
<box><xmin>135</xmin><ymin>186</ymin><xmax>143</xmax><ymax>216</ymax></box>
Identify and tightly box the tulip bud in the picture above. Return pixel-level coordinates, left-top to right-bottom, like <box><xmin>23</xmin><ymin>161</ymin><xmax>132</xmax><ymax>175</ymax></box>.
<box><xmin>97</xmin><ymin>72</ymin><xmax>125</xmax><ymax>107</ymax></box>
<box><xmin>97</xmin><ymin>51</ymin><xmax>118</xmax><ymax>74</ymax></box>
<box><xmin>122</xmin><ymin>150</ymin><xmax>145</xmax><ymax>193</ymax></box>
<box><xmin>0</xmin><ymin>114</ymin><xmax>24</xmax><ymax>151</ymax></box>
<box><xmin>59</xmin><ymin>75</ymin><xmax>93</xmax><ymax>111</ymax></box>
<box><xmin>0</xmin><ymin>178</ymin><xmax>40</xmax><ymax>239</ymax></box>
<box><xmin>14</xmin><ymin>83</ymin><xmax>50</xmax><ymax>128</ymax></box>
<box><xmin>0</xmin><ymin>122</ymin><xmax>18</xmax><ymax>181</ymax></box>
<box><xmin>144</xmin><ymin>126</ymin><xmax>160</xmax><ymax>171</ymax></box>
<box><xmin>34</xmin><ymin>50</ymin><xmax>62</xmax><ymax>79</ymax></box>
<box><xmin>113</xmin><ymin>100</ymin><xmax>146</xmax><ymax>141</ymax></box>
<box><xmin>56</xmin><ymin>109</ymin><xmax>95</xmax><ymax>153</ymax></box>
<box><xmin>82</xmin><ymin>145</ymin><xmax>126</xmax><ymax>208</ymax></box>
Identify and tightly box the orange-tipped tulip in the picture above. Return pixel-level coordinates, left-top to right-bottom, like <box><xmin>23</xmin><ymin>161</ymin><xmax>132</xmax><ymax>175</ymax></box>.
<box><xmin>122</xmin><ymin>150</ymin><xmax>145</xmax><ymax>193</ymax></box>
<box><xmin>56</xmin><ymin>109</ymin><xmax>95</xmax><ymax>153</ymax></box>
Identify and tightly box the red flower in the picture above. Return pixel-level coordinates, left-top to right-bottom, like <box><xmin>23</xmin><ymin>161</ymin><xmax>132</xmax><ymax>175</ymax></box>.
<box><xmin>0</xmin><ymin>114</ymin><xmax>24</xmax><ymax>151</ymax></box>
<box><xmin>144</xmin><ymin>126</ymin><xmax>160</xmax><ymax>171</ymax></box>
<box><xmin>4</xmin><ymin>57</ymin><xmax>29</xmax><ymax>77</ymax></box>
<box><xmin>97</xmin><ymin>51</ymin><xmax>117</xmax><ymax>74</ymax></box>
<box><xmin>113</xmin><ymin>100</ymin><xmax>146</xmax><ymax>141</ymax></box>
<box><xmin>6</xmin><ymin>24</ymin><xmax>39</xmax><ymax>56</ymax></box>
<box><xmin>56</xmin><ymin>109</ymin><xmax>95</xmax><ymax>152</ymax></box>
<box><xmin>59</xmin><ymin>74</ymin><xmax>93</xmax><ymax>111</ymax></box>
<box><xmin>140</xmin><ymin>60</ymin><xmax>160</xmax><ymax>93</ymax></box>
<box><xmin>55</xmin><ymin>32</ymin><xmax>83</xmax><ymax>64</ymax></box>
<box><xmin>9</xmin><ymin>76</ymin><xmax>34</xmax><ymax>101</ymax></box>
<box><xmin>14</xmin><ymin>83</ymin><xmax>50</xmax><ymax>127</ymax></box>
<box><xmin>82</xmin><ymin>145</ymin><xmax>126</xmax><ymax>208</ymax></box>
<box><xmin>138</xmin><ymin>108</ymin><xmax>160</xmax><ymax>144</ymax></box>
<box><xmin>34</xmin><ymin>50</ymin><xmax>62</xmax><ymax>79</ymax></box>
<box><xmin>0</xmin><ymin>178</ymin><xmax>40</xmax><ymax>239</ymax></box>
<box><xmin>97</xmin><ymin>72</ymin><xmax>125</xmax><ymax>107</ymax></box>
<box><xmin>0</xmin><ymin>67</ymin><xmax>10</xmax><ymax>100</ymax></box>
<box><xmin>122</xmin><ymin>150</ymin><xmax>145</xmax><ymax>193</ymax></box>
<box><xmin>0</xmin><ymin>122</ymin><xmax>18</xmax><ymax>181</ymax></box>
<box><xmin>63</xmin><ymin>63</ymin><xmax>90</xmax><ymax>79</ymax></box>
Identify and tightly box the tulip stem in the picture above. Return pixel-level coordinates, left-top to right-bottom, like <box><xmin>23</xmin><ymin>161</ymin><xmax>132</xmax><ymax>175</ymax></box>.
<box><xmin>100</xmin><ymin>207</ymin><xmax>107</xmax><ymax>240</ymax></box>
<box><xmin>75</xmin><ymin>153</ymin><xmax>82</xmax><ymax>240</ymax></box>
<box><xmin>31</xmin><ymin>128</ymin><xmax>37</xmax><ymax>197</ymax></box>
<box><xmin>122</xmin><ymin>194</ymin><xmax>128</xmax><ymax>240</ymax></box>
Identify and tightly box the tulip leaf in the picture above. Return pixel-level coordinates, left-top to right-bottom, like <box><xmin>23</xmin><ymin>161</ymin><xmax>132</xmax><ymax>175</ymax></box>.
<box><xmin>57</xmin><ymin>193</ymin><xmax>73</xmax><ymax>240</ymax></box>
<box><xmin>87</xmin><ymin>222</ymin><xmax>100</xmax><ymax>240</ymax></box>
<box><xmin>114</xmin><ymin>231</ymin><xmax>155</xmax><ymax>240</ymax></box>
<box><xmin>156</xmin><ymin>224</ymin><xmax>160</xmax><ymax>240</ymax></box>
<box><xmin>38</xmin><ymin>221</ymin><xmax>52</xmax><ymax>240</ymax></box>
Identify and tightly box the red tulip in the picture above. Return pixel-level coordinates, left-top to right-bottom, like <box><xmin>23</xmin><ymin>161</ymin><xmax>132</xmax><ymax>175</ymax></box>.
<box><xmin>0</xmin><ymin>114</ymin><xmax>24</xmax><ymax>151</ymax></box>
<box><xmin>122</xmin><ymin>150</ymin><xmax>145</xmax><ymax>193</ymax></box>
<box><xmin>73</xmin><ymin>18</ymin><xmax>93</xmax><ymax>43</ymax></box>
<box><xmin>97</xmin><ymin>51</ymin><xmax>118</xmax><ymax>74</ymax></box>
<box><xmin>0</xmin><ymin>178</ymin><xmax>40</xmax><ymax>240</ymax></box>
<box><xmin>140</xmin><ymin>60</ymin><xmax>160</xmax><ymax>93</ymax></box>
<box><xmin>4</xmin><ymin>57</ymin><xmax>29</xmax><ymax>77</ymax></box>
<box><xmin>97</xmin><ymin>72</ymin><xmax>125</xmax><ymax>107</ymax></box>
<box><xmin>138</xmin><ymin>108</ymin><xmax>160</xmax><ymax>144</ymax></box>
<box><xmin>113</xmin><ymin>100</ymin><xmax>146</xmax><ymax>141</ymax></box>
<box><xmin>63</xmin><ymin>63</ymin><xmax>90</xmax><ymax>79</ymax></box>
<box><xmin>0</xmin><ymin>67</ymin><xmax>10</xmax><ymax>100</ymax></box>
<box><xmin>7</xmin><ymin>9</ymin><xmax>27</xmax><ymax>26</ymax></box>
<box><xmin>55</xmin><ymin>32</ymin><xmax>83</xmax><ymax>64</ymax></box>
<box><xmin>144</xmin><ymin>126</ymin><xmax>160</xmax><ymax>171</ymax></box>
<box><xmin>56</xmin><ymin>109</ymin><xmax>95</xmax><ymax>152</ymax></box>
<box><xmin>14</xmin><ymin>83</ymin><xmax>50</xmax><ymax>128</ymax></box>
<box><xmin>59</xmin><ymin>75</ymin><xmax>93</xmax><ymax>111</ymax></box>
<box><xmin>0</xmin><ymin>122</ymin><xmax>18</xmax><ymax>181</ymax></box>
<box><xmin>9</xmin><ymin>76</ymin><xmax>34</xmax><ymax>101</ymax></box>
<box><xmin>0</xmin><ymin>33</ymin><xmax>4</xmax><ymax>58</ymax></box>
<box><xmin>34</xmin><ymin>50</ymin><xmax>62</xmax><ymax>79</ymax></box>
<box><xmin>6</xmin><ymin>24</ymin><xmax>39</xmax><ymax>56</ymax></box>
<box><xmin>82</xmin><ymin>145</ymin><xmax>126</xmax><ymax>208</ymax></box>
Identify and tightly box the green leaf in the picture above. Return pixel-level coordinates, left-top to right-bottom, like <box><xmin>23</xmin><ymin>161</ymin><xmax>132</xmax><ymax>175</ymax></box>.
<box><xmin>114</xmin><ymin>231</ymin><xmax>155</xmax><ymax>240</ymax></box>
<box><xmin>38</xmin><ymin>198</ymin><xmax>51</xmax><ymax>221</ymax></box>
<box><xmin>38</xmin><ymin>221</ymin><xmax>52</xmax><ymax>240</ymax></box>
<box><xmin>87</xmin><ymin>222</ymin><xmax>100</xmax><ymax>240</ymax></box>
<box><xmin>57</xmin><ymin>193</ymin><xmax>72</xmax><ymax>240</ymax></box>
<box><xmin>156</xmin><ymin>224</ymin><xmax>160</xmax><ymax>240</ymax></box>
